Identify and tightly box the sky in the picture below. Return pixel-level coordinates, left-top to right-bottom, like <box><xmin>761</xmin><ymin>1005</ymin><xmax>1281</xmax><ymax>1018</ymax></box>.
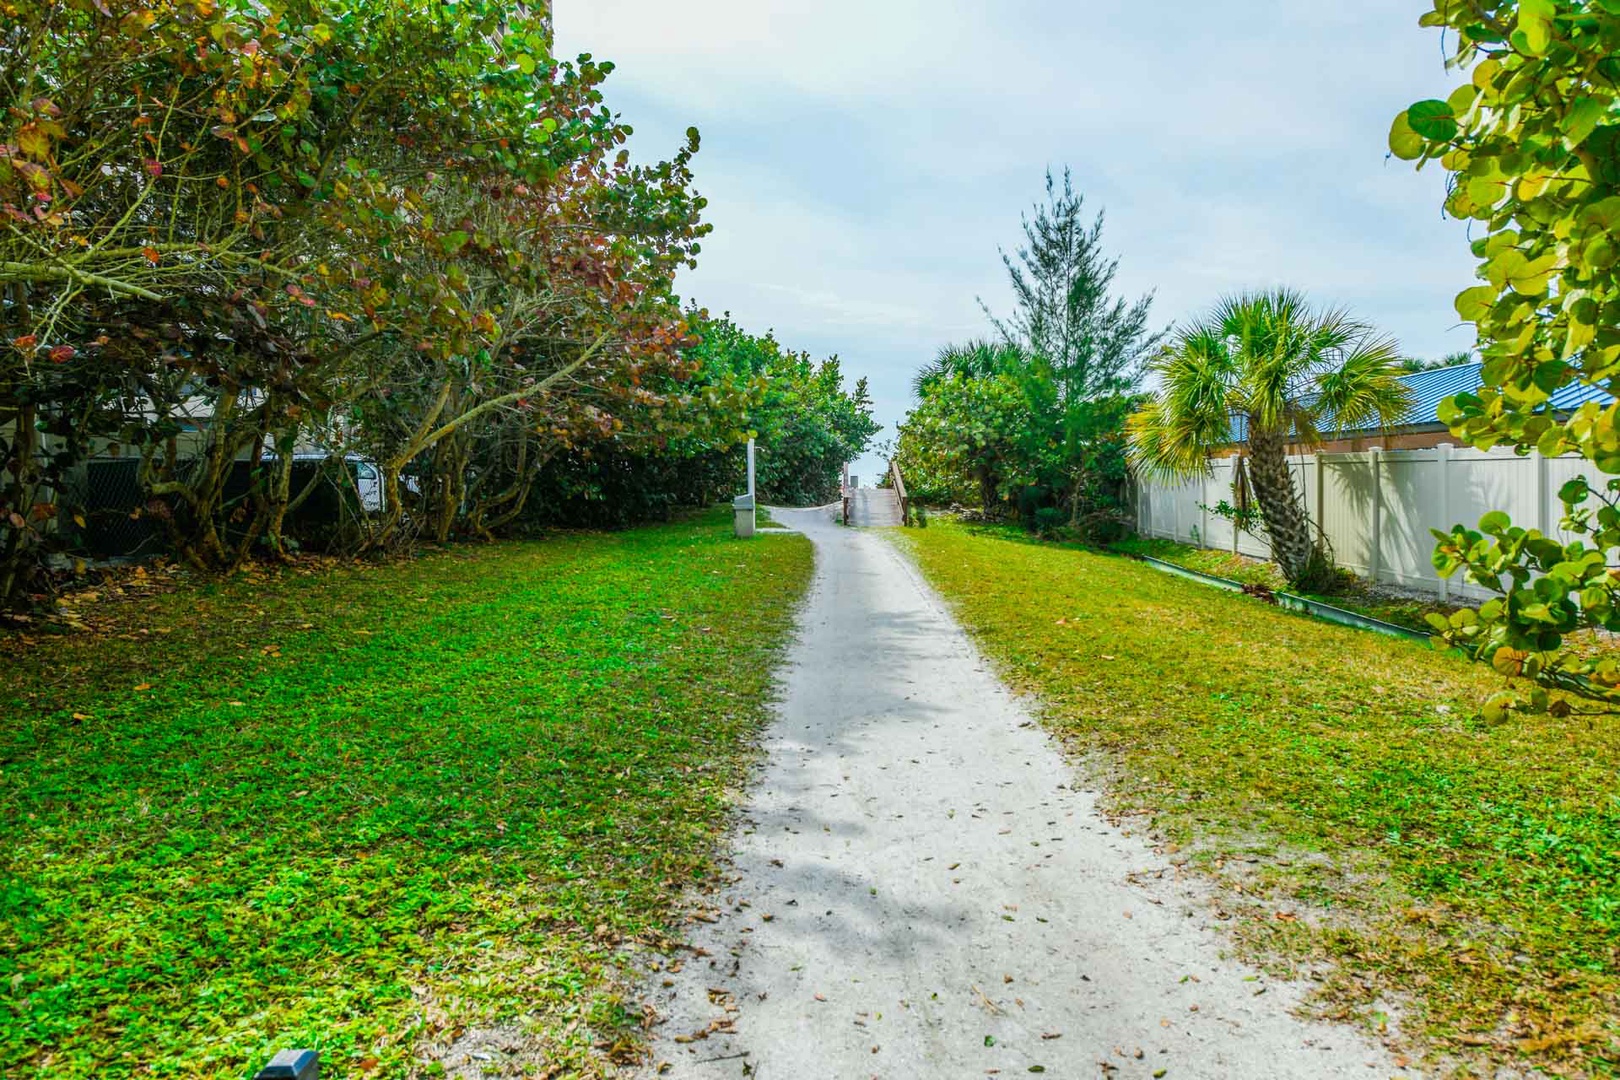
<box><xmin>557</xmin><ymin>1</ymin><xmax>1478</xmax><ymax>485</ymax></box>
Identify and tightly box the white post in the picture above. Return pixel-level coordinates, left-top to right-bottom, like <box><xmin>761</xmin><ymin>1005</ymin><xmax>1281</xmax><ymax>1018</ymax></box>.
<box><xmin>1436</xmin><ymin>443</ymin><xmax>1451</xmax><ymax>600</ymax></box>
<box><xmin>1199</xmin><ymin>469</ymin><xmax>1209</xmax><ymax>549</ymax></box>
<box><xmin>1231</xmin><ymin>458</ymin><xmax>1240</xmax><ymax>554</ymax></box>
<box><xmin>1536</xmin><ymin>449</ymin><xmax>1551</xmax><ymax>536</ymax></box>
<box><xmin>1368</xmin><ymin>447</ymin><xmax>1383</xmax><ymax>584</ymax></box>
<box><xmin>747</xmin><ymin>438</ymin><xmax>756</xmax><ymax>499</ymax></box>
<box><xmin>1314</xmin><ymin>452</ymin><xmax>1325</xmax><ymax>539</ymax></box>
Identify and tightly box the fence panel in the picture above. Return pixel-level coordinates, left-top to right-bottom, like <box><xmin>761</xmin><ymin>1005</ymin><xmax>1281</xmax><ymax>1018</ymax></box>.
<box><xmin>1379</xmin><ymin>450</ymin><xmax>1443</xmax><ymax>592</ymax></box>
<box><xmin>1319</xmin><ymin>454</ymin><xmax>1375</xmax><ymax>576</ymax></box>
<box><xmin>1201</xmin><ymin>459</ymin><xmax>1236</xmax><ymax>552</ymax></box>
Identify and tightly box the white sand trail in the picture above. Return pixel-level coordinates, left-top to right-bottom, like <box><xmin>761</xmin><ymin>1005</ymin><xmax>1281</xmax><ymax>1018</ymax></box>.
<box><xmin>629</xmin><ymin>508</ymin><xmax>1413</xmax><ymax>1080</ymax></box>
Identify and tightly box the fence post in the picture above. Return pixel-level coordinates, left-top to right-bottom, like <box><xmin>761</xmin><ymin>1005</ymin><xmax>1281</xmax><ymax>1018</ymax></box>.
<box><xmin>1436</xmin><ymin>443</ymin><xmax>1451</xmax><ymax>600</ymax></box>
<box><xmin>1536</xmin><ymin>449</ymin><xmax>1551</xmax><ymax>536</ymax></box>
<box><xmin>1368</xmin><ymin>447</ymin><xmax>1383</xmax><ymax>584</ymax></box>
<box><xmin>1231</xmin><ymin>459</ymin><xmax>1240</xmax><ymax>555</ymax></box>
<box><xmin>1199</xmin><ymin>471</ymin><xmax>1209</xmax><ymax>549</ymax></box>
<box><xmin>1313</xmin><ymin>453</ymin><xmax>1325</xmax><ymax>539</ymax></box>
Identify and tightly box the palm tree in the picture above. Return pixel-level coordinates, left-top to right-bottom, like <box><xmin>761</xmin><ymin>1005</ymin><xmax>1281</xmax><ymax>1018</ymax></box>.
<box><xmin>1400</xmin><ymin>349</ymin><xmax>1476</xmax><ymax>373</ymax></box>
<box><xmin>1128</xmin><ymin>289</ymin><xmax>1411</xmax><ymax>590</ymax></box>
<box><xmin>911</xmin><ymin>339</ymin><xmax>1029</xmax><ymax>397</ymax></box>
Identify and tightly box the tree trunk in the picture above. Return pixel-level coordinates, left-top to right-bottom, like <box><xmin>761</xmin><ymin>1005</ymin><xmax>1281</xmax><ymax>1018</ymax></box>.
<box><xmin>0</xmin><ymin>400</ymin><xmax>42</xmax><ymax>608</ymax></box>
<box><xmin>1246</xmin><ymin>427</ymin><xmax>1325</xmax><ymax>588</ymax></box>
<box><xmin>977</xmin><ymin>464</ymin><xmax>997</xmax><ymax>516</ymax></box>
<box><xmin>259</xmin><ymin>447</ymin><xmax>296</xmax><ymax>559</ymax></box>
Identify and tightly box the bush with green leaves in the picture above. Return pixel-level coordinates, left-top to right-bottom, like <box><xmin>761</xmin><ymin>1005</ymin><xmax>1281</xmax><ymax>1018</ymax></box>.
<box><xmin>0</xmin><ymin>1</ymin><xmax>857</xmax><ymax>607</ymax></box>
<box><xmin>678</xmin><ymin>315</ymin><xmax>880</xmax><ymax>507</ymax></box>
<box><xmin>1392</xmin><ymin>0</ymin><xmax>1620</xmax><ymax>716</ymax></box>
<box><xmin>897</xmin><ymin>172</ymin><xmax>1156</xmax><ymax>527</ymax></box>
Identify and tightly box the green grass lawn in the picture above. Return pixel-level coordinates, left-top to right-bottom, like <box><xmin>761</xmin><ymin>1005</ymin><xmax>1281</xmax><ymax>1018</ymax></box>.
<box><xmin>0</xmin><ymin>509</ymin><xmax>812</xmax><ymax>1079</ymax></box>
<box><xmin>1111</xmin><ymin>535</ymin><xmax>1459</xmax><ymax>633</ymax></box>
<box><xmin>896</xmin><ymin>522</ymin><xmax>1619</xmax><ymax>1077</ymax></box>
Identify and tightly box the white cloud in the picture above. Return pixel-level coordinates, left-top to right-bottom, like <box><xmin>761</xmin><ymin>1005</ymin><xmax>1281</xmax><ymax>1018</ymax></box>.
<box><xmin>558</xmin><ymin>0</ymin><xmax>1482</xmax><ymax>479</ymax></box>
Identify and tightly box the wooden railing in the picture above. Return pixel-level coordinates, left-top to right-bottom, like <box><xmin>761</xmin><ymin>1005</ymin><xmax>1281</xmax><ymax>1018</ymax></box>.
<box><xmin>889</xmin><ymin>459</ymin><xmax>910</xmax><ymax>527</ymax></box>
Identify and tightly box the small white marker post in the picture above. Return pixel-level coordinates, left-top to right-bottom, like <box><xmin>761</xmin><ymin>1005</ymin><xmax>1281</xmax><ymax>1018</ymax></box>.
<box><xmin>733</xmin><ymin>437</ymin><xmax>757</xmax><ymax>538</ymax></box>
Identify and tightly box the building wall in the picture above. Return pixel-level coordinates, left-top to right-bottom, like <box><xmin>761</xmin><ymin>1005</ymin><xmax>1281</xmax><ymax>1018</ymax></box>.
<box><xmin>1208</xmin><ymin>425</ymin><xmax>1463</xmax><ymax>458</ymax></box>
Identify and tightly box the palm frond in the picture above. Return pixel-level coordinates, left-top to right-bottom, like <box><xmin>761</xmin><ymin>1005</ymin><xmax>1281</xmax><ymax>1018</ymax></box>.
<box><xmin>1130</xmin><ymin>287</ymin><xmax>1409</xmax><ymax>469</ymax></box>
<box><xmin>1129</xmin><ymin>326</ymin><xmax>1236</xmax><ymax>479</ymax></box>
<box><xmin>912</xmin><ymin>338</ymin><xmax>1034</xmax><ymax>396</ymax></box>
<box><xmin>1313</xmin><ymin>330</ymin><xmax>1412</xmax><ymax>434</ymax></box>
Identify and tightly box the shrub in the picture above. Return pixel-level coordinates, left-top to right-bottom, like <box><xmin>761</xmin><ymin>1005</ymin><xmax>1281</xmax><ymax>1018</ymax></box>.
<box><xmin>1033</xmin><ymin>507</ymin><xmax>1067</xmax><ymax>536</ymax></box>
<box><xmin>1017</xmin><ymin>485</ymin><xmax>1049</xmax><ymax>532</ymax></box>
<box><xmin>1075</xmin><ymin>510</ymin><xmax>1130</xmax><ymax>546</ymax></box>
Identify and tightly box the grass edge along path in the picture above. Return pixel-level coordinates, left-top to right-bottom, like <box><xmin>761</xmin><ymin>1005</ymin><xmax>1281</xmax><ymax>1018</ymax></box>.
<box><xmin>0</xmin><ymin>508</ymin><xmax>813</xmax><ymax>1079</ymax></box>
<box><xmin>894</xmin><ymin>522</ymin><xmax>1619</xmax><ymax>1079</ymax></box>
<box><xmin>1110</xmin><ymin>536</ymin><xmax>1458</xmax><ymax>635</ymax></box>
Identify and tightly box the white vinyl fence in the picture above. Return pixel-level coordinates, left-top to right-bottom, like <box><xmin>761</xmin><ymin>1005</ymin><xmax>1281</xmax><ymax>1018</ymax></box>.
<box><xmin>1135</xmin><ymin>445</ymin><xmax>1608</xmax><ymax>601</ymax></box>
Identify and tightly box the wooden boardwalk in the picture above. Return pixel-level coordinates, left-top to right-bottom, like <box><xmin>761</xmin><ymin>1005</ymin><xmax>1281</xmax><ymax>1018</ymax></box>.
<box><xmin>847</xmin><ymin>486</ymin><xmax>902</xmax><ymax>527</ymax></box>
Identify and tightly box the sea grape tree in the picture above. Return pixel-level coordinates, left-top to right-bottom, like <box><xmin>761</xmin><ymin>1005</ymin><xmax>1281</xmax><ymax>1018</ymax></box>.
<box><xmin>1393</xmin><ymin>0</ymin><xmax>1620</xmax><ymax>714</ymax></box>
<box><xmin>0</xmin><ymin>0</ymin><xmax>731</xmax><ymax>601</ymax></box>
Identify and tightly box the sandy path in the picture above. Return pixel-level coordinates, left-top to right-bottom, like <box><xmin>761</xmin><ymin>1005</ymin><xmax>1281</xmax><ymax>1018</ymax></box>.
<box><xmin>628</xmin><ymin>508</ymin><xmax>1413</xmax><ymax>1079</ymax></box>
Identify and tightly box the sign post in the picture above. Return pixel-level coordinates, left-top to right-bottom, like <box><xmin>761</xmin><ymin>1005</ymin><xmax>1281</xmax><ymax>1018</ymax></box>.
<box><xmin>733</xmin><ymin>438</ymin><xmax>757</xmax><ymax>538</ymax></box>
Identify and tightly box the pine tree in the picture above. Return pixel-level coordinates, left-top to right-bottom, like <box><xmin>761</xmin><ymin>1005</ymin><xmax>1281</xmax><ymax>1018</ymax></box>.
<box><xmin>982</xmin><ymin>168</ymin><xmax>1162</xmax><ymax>404</ymax></box>
<box><xmin>981</xmin><ymin>170</ymin><xmax>1163</xmax><ymax>521</ymax></box>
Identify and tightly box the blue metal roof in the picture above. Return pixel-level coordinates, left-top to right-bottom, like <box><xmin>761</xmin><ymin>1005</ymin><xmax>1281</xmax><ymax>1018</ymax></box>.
<box><xmin>1395</xmin><ymin>362</ymin><xmax>1488</xmax><ymax>428</ymax></box>
<box><xmin>1227</xmin><ymin>361</ymin><xmax>1613</xmax><ymax>443</ymax></box>
<box><xmin>1395</xmin><ymin>360</ymin><xmax>1614</xmax><ymax>426</ymax></box>
<box><xmin>1549</xmin><ymin>376</ymin><xmax>1615</xmax><ymax>412</ymax></box>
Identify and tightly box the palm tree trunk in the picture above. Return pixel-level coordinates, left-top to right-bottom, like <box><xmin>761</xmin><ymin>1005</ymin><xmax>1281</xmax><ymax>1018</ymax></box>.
<box><xmin>1247</xmin><ymin>427</ymin><xmax>1322</xmax><ymax>587</ymax></box>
